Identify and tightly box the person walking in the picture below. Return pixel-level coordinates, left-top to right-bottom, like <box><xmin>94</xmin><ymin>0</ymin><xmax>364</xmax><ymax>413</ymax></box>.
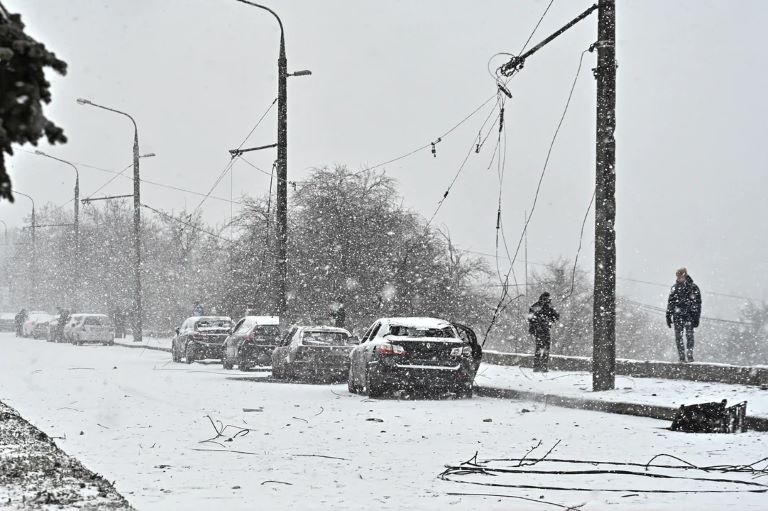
<box><xmin>666</xmin><ymin>267</ymin><xmax>702</xmax><ymax>363</ymax></box>
<box><xmin>527</xmin><ymin>292</ymin><xmax>560</xmax><ymax>373</ymax></box>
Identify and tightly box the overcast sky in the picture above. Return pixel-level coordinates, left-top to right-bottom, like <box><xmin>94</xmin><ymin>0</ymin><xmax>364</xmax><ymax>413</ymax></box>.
<box><xmin>1</xmin><ymin>0</ymin><xmax>766</xmax><ymax>318</ymax></box>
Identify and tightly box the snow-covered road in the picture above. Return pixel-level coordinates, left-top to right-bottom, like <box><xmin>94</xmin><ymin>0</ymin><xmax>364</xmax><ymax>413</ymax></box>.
<box><xmin>1</xmin><ymin>332</ymin><xmax>766</xmax><ymax>510</ymax></box>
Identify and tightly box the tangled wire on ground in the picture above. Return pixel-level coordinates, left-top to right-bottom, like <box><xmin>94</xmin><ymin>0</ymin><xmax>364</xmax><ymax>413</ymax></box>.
<box><xmin>440</xmin><ymin>441</ymin><xmax>768</xmax><ymax>502</ymax></box>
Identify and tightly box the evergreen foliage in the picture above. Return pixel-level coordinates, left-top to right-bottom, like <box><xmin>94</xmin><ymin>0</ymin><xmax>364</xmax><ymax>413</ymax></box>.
<box><xmin>0</xmin><ymin>3</ymin><xmax>67</xmax><ymax>202</ymax></box>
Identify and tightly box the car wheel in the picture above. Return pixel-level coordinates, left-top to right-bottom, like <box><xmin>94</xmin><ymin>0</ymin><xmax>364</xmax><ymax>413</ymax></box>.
<box><xmin>456</xmin><ymin>383</ymin><xmax>473</xmax><ymax>399</ymax></box>
<box><xmin>172</xmin><ymin>346</ymin><xmax>180</xmax><ymax>362</ymax></box>
<box><xmin>347</xmin><ymin>370</ymin><xmax>358</xmax><ymax>394</ymax></box>
<box><xmin>185</xmin><ymin>345</ymin><xmax>195</xmax><ymax>364</ymax></box>
<box><xmin>366</xmin><ymin>370</ymin><xmax>385</xmax><ymax>398</ymax></box>
<box><xmin>222</xmin><ymin>357</ymin><xmax>233</xmax><ymax>370</ymax></box>
<box><xmin>272</xmin><ymin>362</ymin><xmax>282</xmax><ymax>379</ymax></box>
<box><xmin>238</xmin><ymin>355</ymin><xmax>250</xmax><ymax>371</ymax></box>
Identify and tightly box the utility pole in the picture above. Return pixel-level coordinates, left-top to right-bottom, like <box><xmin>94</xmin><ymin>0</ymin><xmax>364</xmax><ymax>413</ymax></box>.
<box><xmin>592</xmin><ymin>0</ymin><xmax>617</xmax><ymax>391</ymax></box>
<box><xmin>76</xmin><ymin>98</ymin><xmax>144</xmax><ymax>342</ymax></box>
<box><xmin>276</xmin><ymin>28</ymin><xmax>288</xmax><ymax>320</ymax></box>
<box><xmin>13</xmin><ymin>191</ymin><xmax>35</xmax><ymax>307</ymax></box>
<box><xmin>33</xmin><ymin>151</ymin><xmax>79</xmax><ymax>310</ymax></box>
<box><xmin>234</xmin><ymin>1</ymin><xmax>311</xmax><ymax>321</ymax></box>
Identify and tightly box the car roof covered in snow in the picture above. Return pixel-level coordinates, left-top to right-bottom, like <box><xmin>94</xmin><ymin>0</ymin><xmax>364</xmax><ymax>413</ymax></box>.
<box><xmin>188</xmin><ymin>316</ymin><xmax>232</xmax><ymax>322</ymax></box>
<box><xmin>296</xmin><ymin>325</ymin><xmax>351</xmax><ymax>335</ymax></box>
<box><xmin>240</xmin><ymin>315</ymin><xmax>279</xmax><ymax>325</ymax></box>
<box><xmin>379</xmin><ymin>317</ymin><xmax>453</xmax><ymax>329</ymax></box>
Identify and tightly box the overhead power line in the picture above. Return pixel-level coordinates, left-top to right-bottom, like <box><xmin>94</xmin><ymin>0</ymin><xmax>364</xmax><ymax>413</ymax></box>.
<box><xmin>141</xmin><ymin>203</ymin><xmax>232</xmax><ymax>244</ymax></box>
<box><xmin>352</xmin><ymin>94</ymin><xmax>499</xmax><ymax>176</ymax></box>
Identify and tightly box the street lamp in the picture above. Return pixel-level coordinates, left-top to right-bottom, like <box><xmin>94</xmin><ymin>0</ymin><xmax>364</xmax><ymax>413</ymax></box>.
<box><xmin>76</xmin><ymin>97</ymin><xmax>144</xmax><ymax>342</ymax></box>
<box><xmin>235</xmin><ymin>1</ymin><xmax>311</xmax><ymax>319</ymax></box>
<box><xmin>11</xmin><ymin>190</ymin><xmax>36</xmax><ymax>307</ymax></box>
<box><xmin>33</xmin><ymin>150</ymin><xmax>80</xmax><ymax>308</ymax></box>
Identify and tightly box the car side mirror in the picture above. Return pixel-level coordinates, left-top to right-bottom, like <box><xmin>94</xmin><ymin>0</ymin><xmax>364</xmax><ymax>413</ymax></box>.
<box><xmin>174</xmin><ymin>327</ymin><xmax>180</xmax><ymax>335</ymax></box>
<box><xmin>349</xmin><ymin>335</ymin><xmax>360</xmax><ymax>344</ymax></box>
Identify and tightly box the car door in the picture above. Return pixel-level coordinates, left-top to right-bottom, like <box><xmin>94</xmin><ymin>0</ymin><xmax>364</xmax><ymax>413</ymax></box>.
<box><xmin>272</xmin><ymin>327</ymin><xmax>296</xmax><ymax>371</ymax></box>
<box><xmin>226</xmin><ymin>318</ymin><xmax>245</xmax><ymax>361</ymax></box>
<box><xmin>359</xmin><ymin>321</ymin><xmax>382</xmax><ymax>381</ymax></box>
<box><xmin>351</xmin><ymin>323</ymin><xmax>374</xmax><ymax>382</ymax></box>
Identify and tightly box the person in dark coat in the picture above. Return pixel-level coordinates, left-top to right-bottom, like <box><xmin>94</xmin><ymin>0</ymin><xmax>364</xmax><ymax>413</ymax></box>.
<box><xmin>329</xmin><ymin>296</ymin><xmax>346</xmax><ymax>328</ymax></box>
<box><xmin>528</xmin><ymin>292</ymin><xmax>560</xmax><ymax>372</ymax></box>
<box><xmin>666</xmin><ymin>267</ymin><xmax>702</xmax><ymax>363</ymax></box>
<box><xmin>14</xmin><ymin>308</ymin><xmax>28</xmax><ymax>337</ymax></box>
<box><xmin>56</xmin><ymin>308</ymin><xmax>71</xmax><ymax>342</ymax></box>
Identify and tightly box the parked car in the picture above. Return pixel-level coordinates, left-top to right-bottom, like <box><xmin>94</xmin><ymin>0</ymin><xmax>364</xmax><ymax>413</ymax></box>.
<box><xmin>271</xmin><ymin>325</ymin><xmax>354</xmax><ymax>381</ymax></box>
<box><xmin>44</xmin><ymin>316</ymin><xmax>60</xmax><ymax>342</ymax></box>
<box><xmin>222</xmin><ymin>316</ymin><xmax>281</xmax><ymax>370</ymax></box>
<box><xmin>68</xmin><ymin>314</ymin><xmax>115</xmax><ymax>345</ymax></box>
<box><xmin>172</xmin><ymin>316</ymin><xmax>233</xmax><ymax>363</ymax></box>
<box><xmin>22</xmin><ymin>311</ymin><xmax>52</xmax><ymax>338</ymax></box>
<box><xmin>348</xmin><ymin>317</ymin><xmax>477</xmax><ymax>398</ymax></box>
<box><xmin>0</xmin><ymin>312</ymin><xmax>15</xmax><ymax>332</ymax></box>
<box><xmin>31</xmin><ymin>318</ymin><xmax>51</xmax><ymax>339</ymax></box>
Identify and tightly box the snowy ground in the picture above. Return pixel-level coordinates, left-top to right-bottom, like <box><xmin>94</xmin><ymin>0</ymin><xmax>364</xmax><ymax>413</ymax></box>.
<box><xmin>1</xmin><ymin>332</ymin><xmax>767</xmax><ymax>510</ymax></box>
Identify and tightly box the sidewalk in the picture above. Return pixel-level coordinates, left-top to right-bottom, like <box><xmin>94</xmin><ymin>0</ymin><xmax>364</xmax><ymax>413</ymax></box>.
<box><xmin>474</xmin><ymin>363</ymin><xmax>768</xmax><ymax>430</ymax></box>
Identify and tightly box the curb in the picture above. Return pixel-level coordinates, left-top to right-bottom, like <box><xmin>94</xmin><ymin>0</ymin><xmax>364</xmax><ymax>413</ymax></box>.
<box><xmin>113</xmin><ymin>342</ymin><xmax>171</xmax><ymax>353</ymax></box>
<box><xmin>476</xmin><ymin>385</ymin><xmax>768</xmax><ymax>432</ymax></box>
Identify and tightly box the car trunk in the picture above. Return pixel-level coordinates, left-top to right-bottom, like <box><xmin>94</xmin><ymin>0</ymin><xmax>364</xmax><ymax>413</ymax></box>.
<box><xmin>194</xmin><ymin>328</ymin><xmax>230</xmax><ymax>344</ymax></box>
<box><xmin>389</xmin><ymin>337</ymin><xmax>463</xmax><ymax>367</ymax></box>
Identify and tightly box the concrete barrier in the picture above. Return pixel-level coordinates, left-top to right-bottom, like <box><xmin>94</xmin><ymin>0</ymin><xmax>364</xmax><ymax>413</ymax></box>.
<box><xmin>475</xmin><ymin>385</ymin><xmax>768</xmax><ymax>432</ymax></box>
<box><xmin>482</xmin><ymin>351</ymin><xmax>768</xmax><ymax>387</ymax></box>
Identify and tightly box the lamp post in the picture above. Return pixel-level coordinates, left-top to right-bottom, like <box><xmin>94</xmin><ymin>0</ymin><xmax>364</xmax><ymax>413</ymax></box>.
<box><xmin>234</xmin><ymin>1</ymin><xmax>311</xmax><ymax>319</ymax></box>
<box><xmin>76</xmin><ymin>98</ymin><xmax>144</xmax><ymax>342</ymax></box>
<box><xmin>33</xmin><ymin>150</ymin><xmax>80</xmax><ymax>308</ymax></box>
<box><xmin>12</xmin><ymin>190</ymin><xmax>35</xmax><ymax>307</ymax></box>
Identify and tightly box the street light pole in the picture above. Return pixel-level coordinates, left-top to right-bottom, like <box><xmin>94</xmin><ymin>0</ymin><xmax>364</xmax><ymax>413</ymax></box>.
<box><xmin>76</xmin><ymin>98</ymin><xmax>144</xmax><ymax>342</ymax></box>
<box><xmin>33</xmin><ymin>151</ymin><xmax>80</xmax><ymax>309</ymax></box>
<box><xmin>12</xmin><ymin>190</ymin><xmax>35</xmax><ymax>307</ymax></box>
<box><xmin>235</xmin><ymin>1</ymin><xmax>310</xmax><ymax>320</ymax></box>
<box><xmin>0</xmin><ymin>219</ymin><xmax>7</xmax><ymax>245</ymax></box>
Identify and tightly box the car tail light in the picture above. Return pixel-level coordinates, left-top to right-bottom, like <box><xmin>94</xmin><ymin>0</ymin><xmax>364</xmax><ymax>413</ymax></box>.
<box><xmin>377</xmin><ymin>343</ymin><xmax>406</xmax><ymax>356</ymax></box>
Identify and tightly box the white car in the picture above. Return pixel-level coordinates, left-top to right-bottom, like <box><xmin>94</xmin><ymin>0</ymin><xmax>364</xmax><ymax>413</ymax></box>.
<box><xmin>22</xmin><ymin>311</ymin><xmax>52</xmax><ymax>338</ymax></box>
<box><xmin>67</xmin><ymin>314</ymin><xmax>115</xmax><ymax>345</ymax></box>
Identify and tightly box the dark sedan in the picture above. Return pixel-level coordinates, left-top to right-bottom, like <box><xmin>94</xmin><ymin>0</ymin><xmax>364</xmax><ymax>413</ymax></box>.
<box><xmin>271</xmin><ymin>326</ymin><xmax>354</xmax><ymax>382</ymax></box>
<box><xmin>348</xmin><ymin>317</ymin><xmax>477</xmax><ymax>398</ymax></box>
<box><xmin>222</xmin><ymin>316</ymin><xmax>281</xmax><ymax>371</ymax></box>
<box><xmin>171</xmin><ymin>316</ymin><xmax>233</xmax><ymax>364</ymax></box>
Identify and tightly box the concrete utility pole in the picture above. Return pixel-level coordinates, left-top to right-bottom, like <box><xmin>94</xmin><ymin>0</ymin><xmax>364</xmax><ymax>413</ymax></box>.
<box><xmin>33</xmin><ymin>151</ymin><xmax>80</xmax><ymax>309</ymax></box>
<box><xmin>76</xmin><ymin>98</ymin><xmax>144</xmax><ymax>343</ymax></box>
<box><xmin>13</xmin><ymin>190</ymin><xmax>35</xmax><ymax>307</ymax></box>
<box><xmin>234</xmin><ymin>1</ymin><xmax>310</xmax><ymax>320</ymax></box>
<box><xmin>592</xmin><ymin>0</ymin><xmax>617</xmax><ymax>392</ymax></box>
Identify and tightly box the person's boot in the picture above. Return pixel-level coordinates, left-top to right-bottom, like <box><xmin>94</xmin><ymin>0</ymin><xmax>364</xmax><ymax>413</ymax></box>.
<box><xmin>687</xmin><ymin>349</ymin><xmax>694</xmax><ymax>362</ymax></box>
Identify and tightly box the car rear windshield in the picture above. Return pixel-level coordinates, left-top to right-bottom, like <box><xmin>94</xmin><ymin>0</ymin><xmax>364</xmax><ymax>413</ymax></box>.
<box><xmin>301</xmin><ymin>331</ymin><xmax>350</xmax><ymax>346</ymax></box>
<box><xmin>84</xmin><ymin>316</ymin><xmax>106</xmax><ymax>326</ymax></box>
<box><xmin>196</xmin><ymin>319</ymin><xmax>232</xmax><ymax>330</ymax></box>
<box><xmin>388</xmin><ymin>325</ymin><xmax>455</xmax><ymax>338</ymax></box>
<box><xmin>251</xmin><ymin>325</ymin><xmax>281</xmax><ymax>337</ymax></box>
